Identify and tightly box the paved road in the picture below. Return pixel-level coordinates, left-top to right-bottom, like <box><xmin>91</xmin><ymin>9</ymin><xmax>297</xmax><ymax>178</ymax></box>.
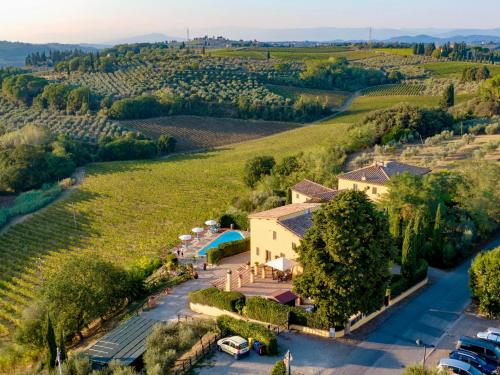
<box><xmin>196</xmin><ymin>237</ymin><xmax>500</xmax><ymax>375</ymax></box>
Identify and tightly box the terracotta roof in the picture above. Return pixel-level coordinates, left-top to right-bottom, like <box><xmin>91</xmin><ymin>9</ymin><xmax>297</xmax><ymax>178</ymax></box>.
<box><xmin>307</xmin><ymin>189</ymin><xmax>346</xmax><ymax>203</ymax></box>
<box><xmin>279</xmin><ymin>211</ymin><xmax>314</xmax><ymax>238</ymax></box>
<box><xmin>291</xmin><ymin>179</ymin><xmax>337</xmax><ymax>198</ymax></box>
<box><xmin>269</xmin><ymin>290</ymin><xmax>297</xmax><ymax>304</ymax></box>
<box><xmin>248</xmin><ymin>203</ymin><xmax>321</xmax><ymax>219</ymax></box>
<box><xmin>338</xmin><ymin>160</ymin><xmax>430</xmax><ymax>185</ymax></box>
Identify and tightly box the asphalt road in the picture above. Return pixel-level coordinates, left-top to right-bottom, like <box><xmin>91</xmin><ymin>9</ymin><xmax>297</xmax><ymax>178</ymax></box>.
<box><xmin>196</xmin><ymin>237</ymin><xmax>499</xmax><ymax>375</ymax></box>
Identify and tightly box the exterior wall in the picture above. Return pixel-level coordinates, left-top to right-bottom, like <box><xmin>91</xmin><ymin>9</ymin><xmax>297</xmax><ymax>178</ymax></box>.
<box><xmin>291</xmin><ymin>190</ymin><xmax>311</xmax><ymax>204</ymax></box>
<box><xmin>337</xmin><ymin>178</ymin><xmax>388</xmax><ymax>201</ymax></box>
<box><xmin>250</xmin><ymin>217</ymin><xmax>302</xmax><ymax>265</ymax></box>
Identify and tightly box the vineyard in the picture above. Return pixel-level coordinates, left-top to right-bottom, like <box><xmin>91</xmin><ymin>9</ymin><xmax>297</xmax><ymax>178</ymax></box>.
<box><xmin>266</xmin><ymin>84</ymin><xmax>350</xmax><ymax>108</ymax></box>
<box><xmin>0</xmin><ymin>97</ymin><xmax>126</xmax><ymax>141</ymax></box>
<box><xmin>361</xmin><ymin>84</ymin><xmax>425</xmax><ymax>96</ymax></box>
<box><xmin>422</xmin><ymin>61</ymin><xmax>500</xmax><ymax>78</ymax></box>
<box><xmin>122</xmin><ymin>116</ymin><xmax>300</xmax><ymax>151</ymax></box>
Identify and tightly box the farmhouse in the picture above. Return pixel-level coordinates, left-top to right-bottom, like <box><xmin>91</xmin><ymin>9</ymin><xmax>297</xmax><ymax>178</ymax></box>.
<box><xmin>249</xmin><ymin>160</ymin><xmax>429</xmax><ymax>264</ymax></box>
<box><xmin>337</xmin><ymin>160</ymin><xmax>430</xmax><ymax>201</ymax></box>
<box><xmin>291</xmin><ymin>179</ymin><xmax>344</xmax><ymax>203</ymax></box>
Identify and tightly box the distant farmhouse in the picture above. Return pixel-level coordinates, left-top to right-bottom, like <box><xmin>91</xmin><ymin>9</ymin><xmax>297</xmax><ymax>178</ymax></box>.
<box><xmin>249</xmin><ymin>160</ymin><xmax>430</xmax><ymax>266</ymax></box>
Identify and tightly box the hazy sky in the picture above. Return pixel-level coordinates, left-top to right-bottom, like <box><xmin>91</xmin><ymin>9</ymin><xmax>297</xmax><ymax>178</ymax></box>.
<box><xmin>2</xmin><ymin>0</ymin><xmax>499</xmax><ymax>43</ymax></box>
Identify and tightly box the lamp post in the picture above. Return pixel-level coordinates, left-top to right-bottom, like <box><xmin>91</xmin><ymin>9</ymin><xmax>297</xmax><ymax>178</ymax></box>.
<box><xmin>415</xmin><ymin>338</ymin><xmax>434</xmax><ymax>367</ymax></box>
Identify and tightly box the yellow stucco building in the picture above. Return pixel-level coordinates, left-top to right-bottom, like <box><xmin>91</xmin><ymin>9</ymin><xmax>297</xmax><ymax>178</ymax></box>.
<box><xmin>337</xmin><ymin>160</ymin><xmax>430</xmax><ymax>201</ymax></box>
<box><xmin>249</xmin><ymin>160</ymin><xmax>430</xmax><ymax>264</ymax></box>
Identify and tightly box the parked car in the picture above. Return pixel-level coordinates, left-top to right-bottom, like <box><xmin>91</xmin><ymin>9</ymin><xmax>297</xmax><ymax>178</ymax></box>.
<box><xmin>457</xmin><ymin>336</ymin><xmax>500</xmax><ymax>365</ymax></box>
<box><xmin>477</xmin><ymin>330</ymin><xmax>500</xmax><ymax>346</ymax></box>
<box><xmin>438</xmin><ymin>358</ymin><xmax>484</xmax><ymax>375</ymax></box>
<box><xmin>449</xmin><ymin>349</ymin><xmax>497</xmax><ymax>375</ymax></box>
<box><xmin>217</xmin><ymin>336</ymin><xmax>250</xmax><ymax>359</ymax></box>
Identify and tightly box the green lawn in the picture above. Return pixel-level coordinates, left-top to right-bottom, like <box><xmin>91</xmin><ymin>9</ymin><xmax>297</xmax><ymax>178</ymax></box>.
<box><xmin>0</xmin><ymin>94</ymin><xmax>447</xmax><ymax>360</ymax></box>
<box><xmin>422</xmin><ymin>62</ymin><xmax>500</xmax><ymax>78</ymax></box>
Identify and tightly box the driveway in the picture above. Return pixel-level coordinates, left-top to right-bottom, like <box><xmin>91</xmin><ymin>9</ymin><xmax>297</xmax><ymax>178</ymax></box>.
<box><xmin>195</xmin><ymin>237</ymin><xmax>500</xmax><ymax>375</ymax></box>
<box><xmin>141</xmin><ymin>252</ymin><xmax>249</xmax><ymax>321</ymax></box>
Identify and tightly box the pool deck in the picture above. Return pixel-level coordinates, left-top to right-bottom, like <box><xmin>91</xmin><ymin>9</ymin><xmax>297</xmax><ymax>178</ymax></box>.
<box><xmin>171</xmin><ymin>229</ymin><xmax>247</xmax><ymax>263</ymax></box>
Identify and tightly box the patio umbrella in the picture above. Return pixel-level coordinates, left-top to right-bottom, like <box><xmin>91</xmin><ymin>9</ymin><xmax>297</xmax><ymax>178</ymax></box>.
<box><xmin>179</xmin><ymin>234</ymin><xmax>192</xmax><ymax>242</ymax></box>
<box><xmin>265</xmin><ymin>257</ymin><xmax>297</xmax><ymax>272</ymax></box>
<box><xmin>205</xmin><ymin>220</ymin><xmax>217</xmax><ymax>226</ymax></box>
<box><xmin>192</xmin><ymin>227</ymin><xmax>204</xmax><ymax>238</ymax></box>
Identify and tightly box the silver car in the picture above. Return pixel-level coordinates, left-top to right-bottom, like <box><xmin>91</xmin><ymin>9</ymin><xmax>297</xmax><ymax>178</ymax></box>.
<box><xmin>477</xmin><ymin>329</ymin><xmax>500</xmax><ymax>346</ymax></box>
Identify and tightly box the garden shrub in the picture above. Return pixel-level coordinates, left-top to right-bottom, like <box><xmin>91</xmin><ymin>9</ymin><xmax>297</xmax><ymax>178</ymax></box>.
<box><xmin>469</xmin><ymin>247</ymin><xmax>499</xmax><ymax>317</ymax></box>
<box><xmin>219</xmin><ymin>209</ymin><xmax>249</xmax><ymax>230</ymax></box>
<box><xmin>389</xmin><ymin>275</ymin><xmax>408</xmax><ymax>298</ymax></box>
<box><xmin>188</xmin><ymin>288</ymin><xmax>245</xmax><ymax>313</ymax></box>
<box><xmin>485</xmin><ymin>123</ymin><xmax>499</xmax><ymax>135</ymax></box>
<box><xmin>216</xmin><ymin>315</ymin><xmax>277</xmax><ymax>355</ymax></box>
<box><xmin>270</xmin><ymin>360</ymin><xmax>287</xmax><ymax>375</ymax></box>
<box><xmin>243</xmin><ymin>297</ymin><xmax>290</xmax><ymax>327</ymax></box>
<box><xmin>289</xmin><ymin>307</ymin><xmax>329</xmax><ymax>330</ymax></box>
<box><xmin>413</xmin><ymin>259</ymin><xmax>429</xmax><ymax>284</ymax></box>
<box><xmin>207</xmin><ymin>238</ymin><xmax>250</xmax><ymax>265</ymax></box>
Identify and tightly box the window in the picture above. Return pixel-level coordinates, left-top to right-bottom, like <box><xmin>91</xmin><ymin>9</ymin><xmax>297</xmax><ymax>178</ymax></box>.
<box><xmin>272</xmin><ymin>231</ymin><xmax>277</xmax><ymax>240</ymax></box>
<box><xmin>292</xmin><ymin>242</ymin><xmax>297</xmax><ymax>251</ymax></box>
<box><xmin>280</xmin><ymin>253</ymin><xmax>285</xmax><ymax>258</ymax></box>
<box><xmin>296</xmin><ymin>193</ymin><xmax>299</xmax><ymax>199</ymax></box>
<box><xmin>372</xmin><ymin>187</ymin><xmax>377</xmax><ymax>195</ymax></box>
<box><xmin>256</xmin><ymin>247</ymin><xmax>260</xmax><ymax>256</ymax></box>
<box><xmin>353</xmin><ymin>183</ymin><xmax>358</xmax><ymax>191</ymax></box>
<box><xmin>265</xmin><ymin>250</ymin><xmax>271</xmax><ymax>262</ymax></box>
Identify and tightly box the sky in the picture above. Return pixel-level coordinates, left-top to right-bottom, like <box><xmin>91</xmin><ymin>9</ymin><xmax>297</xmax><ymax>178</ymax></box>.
<box><xmin>1</xmin><ymin>0</ymin><xmax>499</xmax><ymax>44</ymax></box>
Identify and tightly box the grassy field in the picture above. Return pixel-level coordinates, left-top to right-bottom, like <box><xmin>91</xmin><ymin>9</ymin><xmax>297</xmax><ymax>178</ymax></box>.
<box><xmin>266</xmin><ymin>84</ymin><xmax>350</xmax><ymax>108</ymax></box>
<box><xmin>374</xmin><ymin>48</ymin><xmax>414</xmax><ymax>56</ymax></box>
<box><xmin>422</xmin><ymin>61</ymin><xmax>500</xmax><ymax>78</ymax></box>
<box><xmin>121</xmin><ymin>116</ymin><xmax>301</xmax><ymax>151</ymax></box>
<box><xmin>0</xmin><ymin>94</ymin><xmax>450</xmax><ymax>359</ymax></box>
<box><xmin>210</xmin><ymin>47</ymin><xmax>377</xmax><ymax>61</ymax></box>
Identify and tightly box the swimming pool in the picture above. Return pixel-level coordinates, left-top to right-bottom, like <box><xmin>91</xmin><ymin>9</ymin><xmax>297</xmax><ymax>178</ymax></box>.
<box><xmin>198</xmin><ymin>231</ymin><xmax>245</xmax><ymax>256</ymax></box>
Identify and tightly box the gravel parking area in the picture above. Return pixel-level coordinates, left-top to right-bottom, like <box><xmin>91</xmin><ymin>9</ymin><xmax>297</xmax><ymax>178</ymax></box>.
<box><xmin>194</xmin><ymin>331</ymin><xmax>357</xmax><ymax>375</ymax></box>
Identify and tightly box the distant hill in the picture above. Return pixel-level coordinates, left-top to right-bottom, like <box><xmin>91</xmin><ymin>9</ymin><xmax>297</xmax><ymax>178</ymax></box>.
<box><xmin>0</xmin><ymin>41</ymin><xmax>98</xmax><ymax>67</ymax></box>
<box><xmin>106</xmin><ymin>33</ymin><xmax>185</xmax><ymax>45</ymax></box>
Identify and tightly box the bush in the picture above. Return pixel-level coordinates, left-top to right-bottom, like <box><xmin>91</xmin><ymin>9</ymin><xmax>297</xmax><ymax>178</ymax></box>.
<box><xmin>289</xmin><ymin>307</ymin><xmax>329</xmax><ymax>330</ymax></box>
<box><xmin>244</xmin><ymin>297</ymin><xmax>290</xmax><ymax>327</ymax></box>
<box><xmin>485</xmin><ymin>123</ymin><xmax>499</xmax><ymax>135</ymax></box>
<box><xmin>413</xmin><ymin>259</ymin><xmax>429</xmax><ymax>284</ymax></box>
<box><xmin>389</xmin><ymin>275</ymin><xmax>408</xmax><ymax>298</ymax></box>
<box><xmin>469</xmin><ymin>247</ymin><xmax>499</xmax><ymax>317</ymax></box>
<box><xmin>188</xmin><ymin>288</ymin><xmax>245</xmax><ymax>313</ymax></box>
<box><xmin>243</xmin><ymin>155</ymin><xmax>276</xmax><ymax>188</ymax></box>
<box><xmin>270</xmin><ymin>360</ymin><xmax>287</xmax><ymax>375</ymax></box>
<box><xmin>207</xmin><ymin>238</ymin><xmax>250</xmax><ymax>265</ymax></box>
<box><xmin>216</xmin><ymin>315</ymin><xmax>277</xmax><ymax>355</ymax></box>
<box><xmin>219</xmin><ymin>210</ymin><xmax>249</xmax><ymax>231</ymax></box>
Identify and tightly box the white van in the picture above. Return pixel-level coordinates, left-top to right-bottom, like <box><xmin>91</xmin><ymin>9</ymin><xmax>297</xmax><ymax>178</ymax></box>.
<box><xmin>217</xmin><ymin>336</ymin><xmax>250</xmax><ymax>359</ymax></box>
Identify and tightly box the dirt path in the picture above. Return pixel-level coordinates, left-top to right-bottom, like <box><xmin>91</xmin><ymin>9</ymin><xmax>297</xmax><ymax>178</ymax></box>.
<box><xmin>313</xmin><ymin>90</ymin><xmax>362</xmax><ymax>124</ymax></box>
<box><xmin>0</xmin><ymin>167</ymin><xmax>86</xmax><ymax>236</ymax></box>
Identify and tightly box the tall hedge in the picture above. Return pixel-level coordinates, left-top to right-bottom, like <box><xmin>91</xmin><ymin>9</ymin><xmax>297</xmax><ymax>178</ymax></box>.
<box><xmin>243</xmin><ymin>297</ymin><xmax>290</xmax><ymax>327</ymax></box>
<box><xmin>469</xmin><ymin>247</ymin><xmax>499</xmax><ymax>317</ymax></box>
<box><xmin>216</xmin><ymin>315</ymin><xmax>277</xmax><ymax>355</ymax></box>
<box><xmin>207</xmin><ymin>238</ymin><xmax>250</xmax><ymax>265</ymax></box>
<box><xmin>188</xmin><ymin>288</ymin><xmax>245</xmax><ymax>313</ymax></box>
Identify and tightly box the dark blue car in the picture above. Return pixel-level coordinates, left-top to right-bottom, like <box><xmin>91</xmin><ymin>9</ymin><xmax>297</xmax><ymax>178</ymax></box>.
<box><xmin>450</xmin><ymin>349</ymin><xmax>498</xmax><ymax>375</ymax></box>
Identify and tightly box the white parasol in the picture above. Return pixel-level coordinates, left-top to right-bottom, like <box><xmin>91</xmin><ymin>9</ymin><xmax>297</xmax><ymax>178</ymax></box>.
<box><xmin>265</xmin><ymin>257</ymin><xmax>297</xmax><ymax>272</ymax></box>
<box><xmin>192</xmin><ymin>227</ymin><xmax>204</xmax><ymax>238</ymax></box>
<box><xmin>205</xmin><ymin>220</ymin><xmax>217</xmax><ymax>226</ymax></box>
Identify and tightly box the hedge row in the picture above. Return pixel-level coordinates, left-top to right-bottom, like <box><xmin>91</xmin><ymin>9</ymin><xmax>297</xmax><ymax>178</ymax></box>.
<box><xmin>188</xmin><ymin>287</ymin><xmax>245</xmax><ymax>312</ymax></box>
<box><xmin>390</xmin><ymin>259</ymin><xmax>428</xmax><ymax>298</ymax></box>
<box><xmin>244</xmin><ymin>297</ymin><xmax>290</xmax><ymax>327</ymax></box>
<box><xmin>216</xmin><ymin>315</ymin><xmax>278</xmax><ymax>355</ymax></box>
<box><xmin>207</xmin><ymin>237</ymin><xmax>250</xmax><ymax>265</ymax></box>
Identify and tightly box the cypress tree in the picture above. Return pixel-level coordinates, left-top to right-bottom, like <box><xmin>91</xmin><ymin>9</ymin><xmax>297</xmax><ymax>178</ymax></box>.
<box><xmin>266</xmin><ymin>51</ymin><xmax>271</xmax><ymax>60</ymax></box>
<box><xmin>401</xmin><ymin>220</ymin><xmax>416</xmax><ymax>281</ymax></box>
<box><xmin>412</xmin><ymin>212</ymin><xmax>423</xmax><ymax>257</ymax></box>
<box><xmin>46</xmin><ymin>315</ymin><xmax>57</xmax><ymax>369</ymax></box>
<box><xmin>58</xmin><ymin>330</ymin><xmax>66</xmax><ymax>363</ymax></box>
<box><xmin>439</xmin><ymin>84</ymin><xmax>454</xmax><ymax>108</ymax></box>
<box><xmin>389</xmin><ymin>209</ymin><xmax>401</xmax><ymax>239</ymax></box>
<box><xmin>432</xmin><ymin>203</ymin><xmax>443</xmax><ymax>262</ymax></box>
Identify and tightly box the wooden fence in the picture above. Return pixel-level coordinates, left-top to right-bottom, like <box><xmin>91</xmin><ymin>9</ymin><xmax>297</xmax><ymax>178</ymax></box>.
<box><xmin>172</xmin><ymin>331</ymin><xmax>221</xmax><ymax>375</ymax></box>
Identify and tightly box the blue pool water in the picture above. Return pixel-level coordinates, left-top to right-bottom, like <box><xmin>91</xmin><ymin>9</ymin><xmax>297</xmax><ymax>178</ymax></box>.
<box><xmin>198</xmin><ymin>231</ymin><xmax>245</xmax><ymax>256</ymax></box>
